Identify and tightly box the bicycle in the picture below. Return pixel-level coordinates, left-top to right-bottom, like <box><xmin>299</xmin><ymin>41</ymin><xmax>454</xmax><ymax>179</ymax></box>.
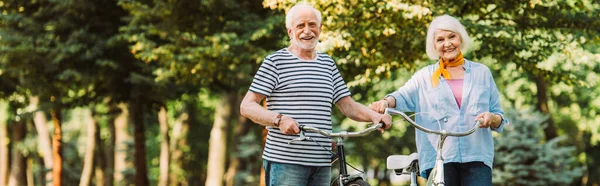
<box><xmin>384</xmin><ymin>108</ymin><xmax>482</xmax><ymax>186</ymax></box>
<box><xmin>289</xmin><ymin>123</ymin><xmax>385</xmax><ymax>186</ymax></box>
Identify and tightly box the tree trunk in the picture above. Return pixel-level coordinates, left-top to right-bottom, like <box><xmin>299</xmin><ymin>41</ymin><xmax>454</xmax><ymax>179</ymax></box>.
<box><xmin>51</xmin><ymin>102</ymin><xmax>63</xmax><ymax>186</ymax></box>
<box><xmin>534</xmin><ymin>74</ymin><xmax>557</xmax><ymax>140</ymax></box>
<box><xmin>103</xmin><ymin>101</ymin><xmax>118</xmax><ymax>186</ymax></box>
<box><xmin>27</xmin><ymin>156</ymin><xmax>34</xmax><ymax>186</ymax></box>
<box><xmin>259</xmin><ymin>128</ymin><xmax>267</xmax><ymax>186</ymax></box>
<box><xmin>158</xmin><ymin>106</ymin><xmax>170</xmax><ymax>186</ymax></box>
<box><xmin>169</xmin><ymin>110</ymin><xmax>189</xmax><ymax>186</ymax></box>
<box><xmin>0</xmin><ymin>102</ymin><xmax>9</xmax><ymax>186</ymax></box>
<box><xmin>205</xmin><ymin>92</ymin><xmax>235</xmax><ymax>186</ymax></box>
<box><xmin>114</xmin><ymin>102</ymin><xmax>133</xmax><ymax>186</ymax></box>
<box><xmin>29</xmin><ymin>96</ymin><xmax>53</xmax><ymax>186</ymax></box>
<box><xmin>131</xmin><ymin>99</ymin><xmax>149</xmax><ymax>186</ymax></box>
<box><xmin>94</xmin><ymin>119</ymin><xmax>106</xmax><ymax>186</ymax></box>
<box><xmin>79</xmin><ymin>108</ymin><xmax>97</xmax><ymax>186</ymax></box>
<box><xmin>225</xmin><ymin>95</ymin><xmax>247</xmax><ymax>186</ymax></box>
<box><xmin>8</xmin><ymin>120</ymin><xmax>27</xmax><ymax>186</ymax></box>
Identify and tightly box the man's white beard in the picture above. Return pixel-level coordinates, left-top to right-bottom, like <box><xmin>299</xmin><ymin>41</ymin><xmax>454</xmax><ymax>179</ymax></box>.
<box><xmin>292</xmin><ymin>34</ymin><xmax>318</xmax><ymax>50</ymax></box>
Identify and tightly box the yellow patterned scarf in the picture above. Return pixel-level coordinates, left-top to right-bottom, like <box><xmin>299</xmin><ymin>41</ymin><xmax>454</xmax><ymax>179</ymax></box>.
<box><xmin>431</xmin><ymin>52</ymin><xmax>464</xmax><ymax>88</ymax></box>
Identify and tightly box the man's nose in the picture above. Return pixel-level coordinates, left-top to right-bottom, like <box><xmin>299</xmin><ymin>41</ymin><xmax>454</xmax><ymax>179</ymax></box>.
<box><xmin>302</xmin><ymin>26</ymin><xmax>311</xmax><ymax>34</ymax></box>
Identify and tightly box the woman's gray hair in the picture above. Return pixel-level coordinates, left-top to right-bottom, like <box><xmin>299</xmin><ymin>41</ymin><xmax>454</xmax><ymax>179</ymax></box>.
<box><xmin>425</xmin><ymin>15</ymin><xmax>471</xmax><ymax>60</ymax></box>
<box><xmin>285</xmin><ymin>3</ymin><xmax>322</xmax><ymax>29</ymax></box>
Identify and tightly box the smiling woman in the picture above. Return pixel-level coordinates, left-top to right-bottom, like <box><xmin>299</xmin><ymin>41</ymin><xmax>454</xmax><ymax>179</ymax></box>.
<box><xmin>369</xmin><ymin>14</ymin><xmax>508</xmax><ymax>186</ymax></box>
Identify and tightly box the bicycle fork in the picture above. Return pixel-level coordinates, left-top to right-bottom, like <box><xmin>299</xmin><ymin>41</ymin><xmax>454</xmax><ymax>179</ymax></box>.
<box><xmin>336</xmin><ymin>137</ymin><xmax>348</xmax><ymax>186</ymax></box>
<box><xmin>433</xmin><ymin>134</ymin><xmax>449</xmax><ymax>186</ymax></box>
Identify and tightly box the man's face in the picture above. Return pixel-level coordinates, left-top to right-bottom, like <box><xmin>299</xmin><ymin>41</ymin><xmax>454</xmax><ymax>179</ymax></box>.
<box><xmin>288</xmin><ymin>8</ymin><xmax>320</xmax><ymax>50</ymax></box>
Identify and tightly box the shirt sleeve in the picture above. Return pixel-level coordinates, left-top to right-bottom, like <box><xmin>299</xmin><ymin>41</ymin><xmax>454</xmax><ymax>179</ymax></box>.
<box><xmin>387</xmin><ymin>70</ymin><xmax>424</xmax><ymax>112</ymax></box>
<box><xmin>332</xmin><ymin>64</ymin><xmax>351</xmax><ymax>104</ymax></box>
<box><xmin>249</xmin><ymin>58</ymin><xmax>278</xmax><ymax>97</ymax></box>
<box><xmin>487</xmin><ymin>69</ymin><xmax>509</xmax><ymax>133</ymax></box>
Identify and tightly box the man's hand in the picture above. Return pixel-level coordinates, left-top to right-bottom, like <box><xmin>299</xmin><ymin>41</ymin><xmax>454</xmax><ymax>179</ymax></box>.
<box><xmin>278</xmin><ymin>115</ymin><xmax>300</xmax><ymax>135</ymax></box>
<box><xmin>474</xmin><ymin>112</ymin><xmax>500</xmax><ymax>128</ymax></box>
<box><xmin>373</xmin><ymin>114</ymin><xmax>393</xmax><ymax>133</ymax></box>
<box><xmin>369</xmin><ymin>100</ymin><xmax>388</xmax><ymax>114</ymax></box>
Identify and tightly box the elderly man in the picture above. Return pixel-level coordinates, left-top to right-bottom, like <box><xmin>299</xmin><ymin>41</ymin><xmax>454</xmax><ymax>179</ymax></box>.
<box><xmin>239</xmin><ymin>3</ymin><xmax>392</xmax><ymax>186</ymax></box>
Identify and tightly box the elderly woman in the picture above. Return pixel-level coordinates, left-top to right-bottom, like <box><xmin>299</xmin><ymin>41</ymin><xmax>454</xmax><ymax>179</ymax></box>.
<box><xmin>370</xmin><ymin>15</ymin><xmax>508</xmax><ymax>186</ymax></box>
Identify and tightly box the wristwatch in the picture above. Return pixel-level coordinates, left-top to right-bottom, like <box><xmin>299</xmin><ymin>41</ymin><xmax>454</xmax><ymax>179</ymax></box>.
<box><xmin>273</xmin><ymin>114</ymin><xmax>283</xmax><ymax>127</ymax></box>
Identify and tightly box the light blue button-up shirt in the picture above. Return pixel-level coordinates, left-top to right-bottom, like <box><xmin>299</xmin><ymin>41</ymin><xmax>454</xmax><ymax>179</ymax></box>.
<box><xmin>387</xmin><ymin>59</ymin><xmax>508</xmax><ymax>172</ymax></box>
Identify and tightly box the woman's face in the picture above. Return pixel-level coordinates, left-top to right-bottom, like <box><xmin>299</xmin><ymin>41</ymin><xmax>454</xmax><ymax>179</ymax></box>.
<box><xmin>434</xmin><ymin>30</ymin><xmax>462</xmax><ymax>61</ymax></box>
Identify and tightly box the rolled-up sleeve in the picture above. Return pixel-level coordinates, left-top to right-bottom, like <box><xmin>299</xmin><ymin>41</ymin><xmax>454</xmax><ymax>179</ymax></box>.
<box><xmin>488</xmin><ymin>70</ymin><xmax>508</xmax><ymax>133</ymax></box>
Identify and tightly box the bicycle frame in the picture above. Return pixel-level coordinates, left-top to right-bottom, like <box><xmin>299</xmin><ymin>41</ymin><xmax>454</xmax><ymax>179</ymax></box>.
<box><xmin>385</xmin><ymin>108</ymin><xmax>480</xmax><ymax>186</ymax></box>
<box><xmin>290</xmin><ymin>123</ymin><xmax>384</xmax><ymax>186</ymax></box>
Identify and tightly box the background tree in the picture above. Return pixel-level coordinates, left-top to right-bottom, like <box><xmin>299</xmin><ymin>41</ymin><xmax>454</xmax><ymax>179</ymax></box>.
<box><xmin>117</xmin><ymin>0</ymin><xmax>286</xmax><ymax>185</ymax></box>
<box><xmin>493</xmin><ymin>110</ymin><xmax>584</xmax><ymax>185</ymax></box>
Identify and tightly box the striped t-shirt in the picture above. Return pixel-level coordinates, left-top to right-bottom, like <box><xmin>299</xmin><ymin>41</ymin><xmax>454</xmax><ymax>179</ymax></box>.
<box><xmin>249</xmin><ymin>48</ymin><xmax>351</xmax><ymax>167</ymax></box>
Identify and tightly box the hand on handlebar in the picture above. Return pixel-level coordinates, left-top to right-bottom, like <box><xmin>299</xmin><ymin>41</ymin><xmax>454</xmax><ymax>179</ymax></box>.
<box><xmin>369</xmin><ymin>100</ymin><xmax>389</xmax><ymax>114</ymax></box>
<box><xmin>278</xmin><ymin>115</ymin><xmax>300</xmax><ymax>135</ymax></box>
<box><xmin>474</xmin><ymin>112</ymin><xmax>495</xmax><ymax>128</ymax></box>
<box><xmin>373</xmin><ymin>113</ymin><xmax>393</xmax><ymax>133</ymax></box>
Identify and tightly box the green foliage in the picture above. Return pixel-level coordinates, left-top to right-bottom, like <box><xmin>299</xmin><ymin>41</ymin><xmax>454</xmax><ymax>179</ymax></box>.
<box><xmin>0</xmin><ymin>0</ymin><xmax>134</xmax><ymax>106</ymax></box>
<box><xmin>493</xmin><ymin>110</ymin><xmax>584</xmax><ymax>185</ymax></box>
<box><xmin>118</xmin><ymin>0</ymin><xmax>286</xmax><ymax>93</ymax></box>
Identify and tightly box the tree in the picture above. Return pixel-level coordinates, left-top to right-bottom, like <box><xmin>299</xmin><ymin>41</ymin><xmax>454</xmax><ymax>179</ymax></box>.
<box><xmin>0</xmin><ymin>101</ymin><xmax>9</xmax><ymax>185</ymax></box>
<box><xmin>0</xmin><ymin>0</ymin><xmax>135</xmax><ymax>185</ymax></box>
<box><xmin>117</xmin><ymin>0</ymin><xmax>286</xmax><ymax>185</ymax></box>
<box><xmin>493</xmin><ymin>110</ymin><xmax>584</xmax><ymax>185</ymax></box>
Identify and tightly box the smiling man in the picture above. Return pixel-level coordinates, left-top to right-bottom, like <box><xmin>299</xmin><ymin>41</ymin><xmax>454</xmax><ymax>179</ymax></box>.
<box><xmin>239</xmin><ymin>3</ymin><xmax>392</xmax><ymax>186</ymax></box>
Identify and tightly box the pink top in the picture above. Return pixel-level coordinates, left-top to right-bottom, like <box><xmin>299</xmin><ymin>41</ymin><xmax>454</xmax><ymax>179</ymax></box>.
<box><xmin>446</xmin><ymin>79</ymin><xmax>464</xmax><ymax>108</ymax></box>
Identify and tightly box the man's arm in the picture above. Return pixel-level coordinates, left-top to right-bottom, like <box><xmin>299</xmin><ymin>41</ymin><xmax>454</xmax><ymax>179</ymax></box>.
<box><xmin>240</xmin><ymin>91</ymin><xmax>299</xmax><ymax>134</ymax></box>
<box><xmin>335</xmin><ymin>96</ymin><xmax>392</xmax><ymax>132</ymax></box>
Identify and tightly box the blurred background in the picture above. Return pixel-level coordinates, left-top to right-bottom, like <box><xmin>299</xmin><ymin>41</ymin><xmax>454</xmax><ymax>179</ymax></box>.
<box><xmin>0</xmin><ymin>0</ymin><xmax>599</xmax><ymax>185</ymax></box>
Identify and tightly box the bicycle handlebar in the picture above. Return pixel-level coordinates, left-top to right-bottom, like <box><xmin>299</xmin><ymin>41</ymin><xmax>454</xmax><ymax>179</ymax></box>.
<box><xmin>299</xmin><ymin>123</ymin><xmax>384</xmax><ymax>138</ymax></box>
<box><xmin>385</xmin><ymin>108</ymin><xmax>480</xmax><ymax>137</ymax></box>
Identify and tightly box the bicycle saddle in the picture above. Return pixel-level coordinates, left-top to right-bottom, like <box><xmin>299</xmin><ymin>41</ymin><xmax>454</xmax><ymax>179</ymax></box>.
<box><xmin>386</xmin><ymin>153</ymin><xmax>419</xmax><ymax>175</ymax></box>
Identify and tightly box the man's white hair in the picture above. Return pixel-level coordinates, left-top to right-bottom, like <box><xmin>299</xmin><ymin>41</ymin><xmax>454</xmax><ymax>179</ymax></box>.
<box><xmin>425</xmin><ymin>15</ymin><xmax>471</xmax><ymax>60</ymax></box>
<box><xmin>285</xmin><ymin>3</ymin><xmax>322</xmax><ymax>29</ymax></box>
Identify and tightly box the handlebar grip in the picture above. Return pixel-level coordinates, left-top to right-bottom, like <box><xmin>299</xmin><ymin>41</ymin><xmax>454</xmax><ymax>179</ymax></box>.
<box><xmin>298</xmin><ymin>125</ymin><xmax>305</xmax><ymax>130</ymax></box>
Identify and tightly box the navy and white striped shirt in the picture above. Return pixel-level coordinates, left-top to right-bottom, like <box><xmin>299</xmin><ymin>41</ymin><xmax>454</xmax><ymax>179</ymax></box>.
<box><xmin>249</xmin><ymin>48</ymin><xmax>350</xmax><ymax>167</ymax></box>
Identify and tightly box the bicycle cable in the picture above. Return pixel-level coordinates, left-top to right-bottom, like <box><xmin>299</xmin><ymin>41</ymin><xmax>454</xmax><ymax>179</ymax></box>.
<box><xmin>306</xmin><ymin>134</ymin><xmax>365</xmax><ymax>174</ymax></box>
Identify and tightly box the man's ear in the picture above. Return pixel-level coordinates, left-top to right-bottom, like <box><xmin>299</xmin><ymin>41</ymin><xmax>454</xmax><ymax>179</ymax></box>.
<box><xmin>287</xmin><ymin>28</ymin><xmax>293</xmax><ymax>39</ymax></box>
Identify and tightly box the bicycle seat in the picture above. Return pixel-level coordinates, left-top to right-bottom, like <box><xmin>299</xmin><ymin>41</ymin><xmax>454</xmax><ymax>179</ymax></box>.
<box><xmin>386</xmin><ymin>153</ymin><xmax>419</xmax><ymax>175</ymax></box>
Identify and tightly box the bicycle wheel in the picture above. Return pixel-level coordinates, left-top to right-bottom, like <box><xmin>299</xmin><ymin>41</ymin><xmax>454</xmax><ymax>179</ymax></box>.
<box><xmin>331</xmin><ymin>178</ymin><xmax>370</xmax><ymax>186</ymax></box>
<box><xmin>346</xmin><ymin>179</ymin><xmax>370</xmax><ymax>186</ymax></box>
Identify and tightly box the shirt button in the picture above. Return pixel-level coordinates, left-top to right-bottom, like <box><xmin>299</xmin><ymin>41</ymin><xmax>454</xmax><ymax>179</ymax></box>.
<box><xmin>444</xmin><ymin>118</ymin><xmax>448</xmax><ymax>122</ymax></box>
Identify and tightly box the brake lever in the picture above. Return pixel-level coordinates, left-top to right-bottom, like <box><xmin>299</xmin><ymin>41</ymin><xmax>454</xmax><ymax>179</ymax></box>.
<box><xmin>288</xmin><ymin>130</ymin><xmax>311</xmax><ymax>144</ymax></box>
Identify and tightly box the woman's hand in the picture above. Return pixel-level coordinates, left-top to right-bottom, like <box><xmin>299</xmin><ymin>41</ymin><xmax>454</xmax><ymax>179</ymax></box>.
<box><xmin>369</xmin><ymin>100</ymin><xmax>389</xmax><ymax>114</ymax></box>
<box><xmin>474</xmin><ymin>112</ymin><xmax>501</xmax><ymax>128</ymax></box>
